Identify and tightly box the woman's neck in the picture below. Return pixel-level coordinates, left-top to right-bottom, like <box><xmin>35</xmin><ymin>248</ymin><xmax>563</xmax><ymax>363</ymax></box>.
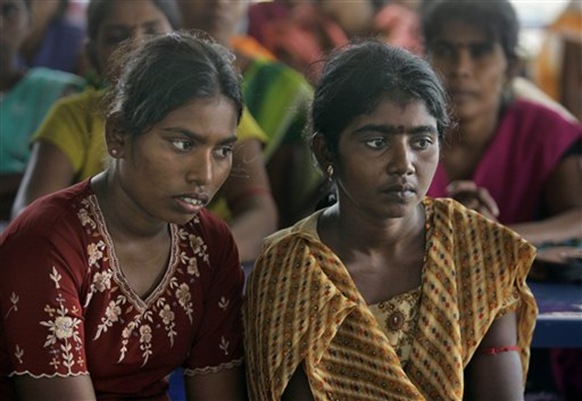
<box><xmin>91</xmin><ymin>172</ymin><xmax>168</xmax><ymax>243</ymax></box>
<box><xmin>451</xmin><ymin>108</ymin><xmax>500</xmax><ymax>150</ymax></box>
<box><xmin>323</xmin><ymin>202</ymin><xmax>425</xmax><ymax>257</ymax></box>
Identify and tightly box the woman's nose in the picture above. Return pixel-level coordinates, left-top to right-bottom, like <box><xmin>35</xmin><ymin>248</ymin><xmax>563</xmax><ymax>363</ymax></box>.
<box><xmin>451</xmin><ymin>47</ymin><xmax>474</xmax><ymax>77</ymax></box>
<box><xmin>186</xmin><ymin>152</ymin><xmax>213</xmax><ymax>185</ymax></box>
<box><xmin>387</xmin><ymin>142</ymin><xmax>414</xmax><ymax>175</ymax></box>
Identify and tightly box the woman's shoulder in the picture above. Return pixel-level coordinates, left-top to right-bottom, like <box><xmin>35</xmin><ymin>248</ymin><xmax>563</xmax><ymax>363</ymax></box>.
<box><xmin>1</xmin><ymin>181</ymin><xmax>93</xmax><ymax>251</ymax></box>
<box><xmin>505</xmin><ymin>98</ymin><xmax>581</xmax><ymax>132</ymax></box>
<box><xmin>427</xmin><ymin>197</ymin><xmax>536</xmax><ymax>279</ymax></box>
<box><xmin>52</xmin><ymin>86</ymin><xmax>104</xmax><ymax>110</ymax></box>
<box><xmin>260</xmin><ymin>211</ymin><xmax>322</xmax><ymax>253</ymax></box>
<box><xmin>428</xmin><ymin>197</ymin><xmax>533</xmax><ymax>248</ymax></box>
<box><xmin>499</xmin><ymin>98</ymin><xmax>582</xmax><ymax>153</ymax></box>
<box><xmin>25</xmin><ymin>67</ymin><xmax>85</xmax><ymax>90</ymax></box>
<box><xmin>38</xmin><ymin>87</ymin><xmax>105</xmax><ymax>130</ymax></box>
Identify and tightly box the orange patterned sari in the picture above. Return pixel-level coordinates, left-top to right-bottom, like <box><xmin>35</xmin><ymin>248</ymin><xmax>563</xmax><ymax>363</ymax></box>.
<box><xmin>244</xmin><ymin>197</ymin><xmax>537</xmax><ymax>400</ymax></box>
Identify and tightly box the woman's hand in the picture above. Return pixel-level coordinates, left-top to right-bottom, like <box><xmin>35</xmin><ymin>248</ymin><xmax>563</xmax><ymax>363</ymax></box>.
<box><xmin>446</xmin><ymin>180</ymin><xmax>500</xmax><ymax>221</ymax></box>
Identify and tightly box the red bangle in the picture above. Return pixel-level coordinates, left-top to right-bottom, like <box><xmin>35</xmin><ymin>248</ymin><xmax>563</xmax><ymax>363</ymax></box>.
<box><xmin>478</xmin><ymin>345</ymin><xmax>520</xmax><ymax>355</ymax></box>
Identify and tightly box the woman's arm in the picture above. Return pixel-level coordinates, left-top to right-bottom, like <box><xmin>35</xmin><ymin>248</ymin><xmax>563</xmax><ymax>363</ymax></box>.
<box><xmin>185</xmin><ymin>367</ymin><xmax>247</xmax><ymax>401</ymax></box>
<box><xmin>14</xmin><ymin>375</ymin><xmax>96</xmax><ymax>401</ymax></box>
<box><xmin>11</xmin><ymin>140</ymin><xmax>75</xmax><ymax>218</ymax></box>
<box><xmin>464</xmin><ymin>312</ymin><xmax>524</xmax><ymax>401</ymax></box>
<box><xmin>224</xmin><ymin>138</ymin><xmax>278</xmax><ymax>263</ymax></box>
<box><xmin>510</xmin><ymin>155</ymin><xmax>582</xmax><ymax>245</ymax></box>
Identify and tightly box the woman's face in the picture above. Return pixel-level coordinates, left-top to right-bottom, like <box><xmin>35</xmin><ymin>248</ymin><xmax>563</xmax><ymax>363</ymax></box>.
<box><xmin>92</xmin><ymin>0</ymin><xmax>173</xmax><ymax>73</ymax></box>
<box><xmin>111</xmin><ymin>95</ymin><xmax>238</xmax><ymax>226</ymax></box>
<box><xmin>330</xmin><ymin>98</ymin><xmax>439</xmax><ymax>220</ymax></box>
<box><xmin>427</xmin><ymin>21</ymin><xmax>509</xmax><ymax>123</ymax></box>
<box><xmin>0</xmin><ymin>0</ymin><xmax>29</xmax><ymax>66</ymax></box>
<box><xmin>177</xmin><ymin>0</ymin><xmax>248</xmax><ymax>46</ymax></box>
<box><xmin>319</xmin><ymin>0</ymin><xmax>374</xmax><ymax>36</ymax></box>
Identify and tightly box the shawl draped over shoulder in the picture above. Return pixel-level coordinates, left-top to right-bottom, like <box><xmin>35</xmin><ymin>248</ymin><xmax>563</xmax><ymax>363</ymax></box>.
<box><xmin>244</xmin><ymin>197</ymin><xmax>537</xmax><ymax>401</ymax></box>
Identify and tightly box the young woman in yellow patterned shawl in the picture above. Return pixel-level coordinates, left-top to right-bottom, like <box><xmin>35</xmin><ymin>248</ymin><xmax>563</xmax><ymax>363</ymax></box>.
<box><xmin>243</xmin><ymin>39</ymin><xmax>538</xmax><ymax>401</ymax></box>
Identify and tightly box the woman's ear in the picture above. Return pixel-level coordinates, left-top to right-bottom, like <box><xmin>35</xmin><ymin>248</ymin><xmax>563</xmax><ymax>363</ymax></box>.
<box><xmin>312</xmin><ymin>133</ymin><xmax>334</xmax><ymax>172</ymax></box>
<box><xmin>104</xmin><ymin>116</ymin><xmax>127</xmax><ymax>158</ymax></box>
<box><xmin>505</xmin><ymin>56</ymin><xmax>523</xmax><ymax>82</ymax></box>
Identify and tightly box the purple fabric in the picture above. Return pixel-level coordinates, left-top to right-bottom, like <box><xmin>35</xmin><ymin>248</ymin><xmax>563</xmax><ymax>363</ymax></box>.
<box><xmin>428</xmin><ymin>99</ymin><xmax>582</xmax><ymax>224</ymax></box>
<box><xmin>18</xmin><ymin>18</ymin><xmax>85</xmax><ymax>74</ymax></box>
<box><xmin>247</xmin><ymin>1</ymin><xmax>291</xmax><ymax>45</ymax></box>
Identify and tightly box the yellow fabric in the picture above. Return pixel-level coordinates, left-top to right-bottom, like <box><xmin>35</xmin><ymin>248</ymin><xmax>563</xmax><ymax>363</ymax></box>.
<box><xmin>33</xmin><ymin>87</ymin><xmax>106</xmax><ymax>181</ymax></box>
<box><xmin>368</xmin><ymin>287</ymin><xmax>421</xmax><ymax>369</ymax></box>
<box><xmin>32</xmin><ymin>87</ymin><xmax>267</xmax><ymax>220</ymax></box>
<box><xmin>244</xmin><ymin>197</ymin><xmax>538</xmax><ymax>401</ymax></box>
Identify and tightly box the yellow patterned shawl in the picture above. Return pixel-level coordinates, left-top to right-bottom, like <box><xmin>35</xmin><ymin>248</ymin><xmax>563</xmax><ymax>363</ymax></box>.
<box><xmin>244</xmin><ymin>197</ymin><xmax>537</xmax><ymax>401</ymax></box>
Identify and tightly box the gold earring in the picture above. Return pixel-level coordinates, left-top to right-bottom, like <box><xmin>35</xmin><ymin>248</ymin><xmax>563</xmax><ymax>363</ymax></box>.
<box><xmin>326</xmin><ymin>165</ymin><xmax>334</xmax><ymax>177</ymax></box>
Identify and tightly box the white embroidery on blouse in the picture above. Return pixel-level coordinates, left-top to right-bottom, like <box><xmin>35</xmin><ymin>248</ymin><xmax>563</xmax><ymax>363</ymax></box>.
<box><xmin>219</xmin><ymin>336</ymin><xmax>230</xmax><ymax>356</ymax></box>
<box><xmin>39</xmin><ymin>297</ymin><xmax>83</xmax><ymax>373</ymax></box>
<box><xmin>87</xmin><ymin>240</ymin><xmax>106</xmax><ymax>267</ymax></box>
<box><xmin>75</xmin><ymin>198</ymin><xmax>216</xmax><ymax>367</ymax></box>
<box><xmin>4</xmin><ymin>292</ymin><xmax>19</xmax><ymax>319</ymax></box>
<box><xmin>139</xmin><ymin>324</ymin><xmax>153</xmax><ymax>366</ymax></box>
<box><xmin>50</xmin><ymin>266</ymin><xmax>62</xmax><ymax>289</ymax></box>
<box><xmin>218</xmin><ymin>297</ymin><xmax>230</xmax><ymax>311</ymax></box>
<box><xmin>14</xmin><ymin>345</ymin><xmax>24</xmax><ymax>364</ymax></box>
<box><xmin>157</xmin><ymin>298</ymin><xmax>177</xmax><ymax>347</ymax></box>
<box><xmin>175</xmin><ymin>283</ymin><xmax>194</xmax><ymax>323</ymax></box>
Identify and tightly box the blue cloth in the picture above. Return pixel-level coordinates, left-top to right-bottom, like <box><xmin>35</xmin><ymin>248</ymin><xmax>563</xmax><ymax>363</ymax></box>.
<box><xmin>17</xmin><ymin>18</ymin><xmax>85</xmax><ymax>74</ymax></box>
<box><xmin>0</xmin><ymin>67</ymin><xmax>84</xmax><ymax>173</ymax></box>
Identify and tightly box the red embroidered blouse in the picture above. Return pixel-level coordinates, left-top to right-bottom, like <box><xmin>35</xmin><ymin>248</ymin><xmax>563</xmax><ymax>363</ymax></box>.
<box><xmin>0</xmin><ymin>180</ymin><xmax>245</xmax><ymax>400</ymax></box>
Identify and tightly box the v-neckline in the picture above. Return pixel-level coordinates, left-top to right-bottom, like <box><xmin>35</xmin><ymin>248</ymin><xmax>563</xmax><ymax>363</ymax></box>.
<box><xmin>88</xmin><ymin>194</ymin><xmax>179</xmax><ymax>311</ymax></box>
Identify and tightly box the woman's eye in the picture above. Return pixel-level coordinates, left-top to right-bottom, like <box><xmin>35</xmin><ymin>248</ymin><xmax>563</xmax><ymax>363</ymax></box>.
<box><xmin>104</xmin><ymin>34</ymin><xmax>130</xmax><ymax>46</ymax></box>
<box><xmin>469</xmin><ymin>43</ymin><xmax>495</xmax><ymax>59</ymax></box>
<box><xmin>412</xmin><ymin>138</ymin><xmax>433</xmax><ymax>150</ymax></box>
<box><xmin>431</xmin><ymin>43</ymin><xmax>454</xmax><ymax>59</ymax></box>
<box><xmin>214</xmin><ymin>145</ymin><xmax>234</xmax><ymax>159</ymax></box>
<box><xmin>364</xmin><ymin>138</ymin><xmax>387</xmax><ymax>149</ymax></box>
<box><xmin>171</xmin><ymin>139</ymin><xmax>193</xmax><ymax>152</ymax></box>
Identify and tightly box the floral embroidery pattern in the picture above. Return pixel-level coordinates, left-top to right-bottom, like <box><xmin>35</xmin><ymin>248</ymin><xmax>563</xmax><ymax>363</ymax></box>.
<box><xmin>219</xmin><ymin>336</ymin><xmax>230</xmax><ymax>356</ymax></box>
<box><xmin>92</xmin><ymin>270</ymin><xmax>113</xmax><ymax>292</ymax></box>
<box><xmin>4</xmin><ymin>292</ymin><xmax>19</xmax><ymax>319</ymax></box>
<box><xmin>78</xmin><ymin>200</ymin><xmax>216</xmax><ymax>367</ymax></box>
<box><xmin>218</xmin><ymin>297</ymin><xmax>230</xmax><ymax>311</ymax></box>
<box><xmin>175</xmin><ymin>283</ymin><xmax>194</xmax><ymax>323</ymax></box>
<box><xmin>49</xmin><ymin>266</ymin><xmax>62</xmax><ymax>289</ymax></box>
<box><xmin>39</xmin><ymin>277</ymin><xmax>83</xmax><ymax>374</ymax></box>
<box><xmin>77</xmin><ymin>205</ymin><xmax>96</xmax><ymax>230</ymax></box>
<box><xmin>94</xmin><ymin>296</ymin><xmax>126</xmax><ymax>340</ymax></box>
<box><xmin>139</xmin><ymin>324</ymin><xmax>153</xmax><ymax>365</ymax></box>
<box><xmin>87</xmin><ymin>241</ymin><xmax>106</xmax><ymax>267</ymax></box>
<box><xmin>14</xmin><ymin>345</ymin><xmax>24</xmax><ymax>364</ymax></box>
<box><xmin>157</xmin><ymin>299</ymin><xmax>177</xmax><ymax>346</ymax></box>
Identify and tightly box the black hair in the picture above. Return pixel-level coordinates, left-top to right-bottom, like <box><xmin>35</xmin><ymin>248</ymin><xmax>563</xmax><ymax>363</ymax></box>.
<box><xmin>87</xmin><ymin>0</ymin><xmax>182</xmax><ymax>42</ymax></box>
<box><xmin>422</xmin><ymin>0</ymin><xmax>520</xmax><ymax>64</ymax></box>
<box><xmin>104</xmin><ymin>30</ymin><xmax>243</xmax><ymax>138</ymax></box>
<box><xmin>311</xmin><ymin>39</ymin><xmax>450</xmax><ymax>158</ymax></box>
